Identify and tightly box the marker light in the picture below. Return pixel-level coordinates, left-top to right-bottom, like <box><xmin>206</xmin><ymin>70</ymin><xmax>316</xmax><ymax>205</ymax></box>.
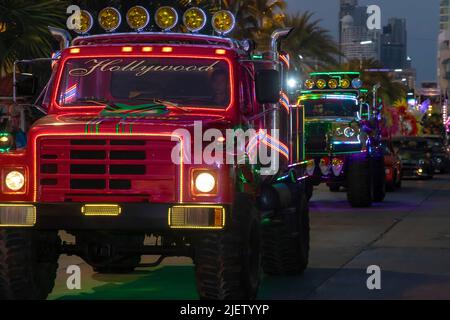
<box><xmin>212</xmin><ymin>10</ymin><xmax>235</xmax><ymax>35</ymax></box>
<box><xmin>328</xmin><ymin>79</ymin><xmax>338</xmax><ymax>89</ymax></box>
<box><xmin>73</xmin><ymin>10</ymin><xmax>93</xmax><ymax>34</ymax></box>
<box><xmin>304</xmin><ymin>79</ymin><xmax>315</xmax><ymax>89</ymax></box>
<box><xmin>194</xmin><ymin>172</ymin><xmax>216</xmax><ymax>194</ymax></box>
<box><xmin>126</xmin><ymin>5</ymin><xmax>150</xmax><ymax>31</ymax></box>
<box><xmin>121</xmin><ymin>46</ymin><xmax>133</xmax><ymax>52</ymax></box>
<box><xmin>5</xmin><ymin>171</ymin><xmax>25</xmax><ymax>192</ymax></box>
<box><xmin>155</xmin><ymin>6</ymin><xmax>178</xmax><ymax>31</ymax></box>
<box><xmin>98</xmin><ymin>7</ymin><xmax>121</xmax><ymax>32</ymax></box>
<box><xmin>70</xmin><ymin>48</ymin><xmax>80</xmax><ymax>54</ymax></box>
<box><xmin>183</xmin><ymin>7</ymin><xmax>207</xmax><ymax>32</ymax></box>
<box><xmin>340</xmin><ymin>79</ymin><xmax>351</xmax><ymax>89</ymax></box>
<box><xmin>316</xmin><ymin>79</ymin><xmax>326</xmax><ymax>89</ymax></box>
<box><xmin>215</xmin><ymin>49</ymin><xmax>226</xmax><ymax>55</ymax></box>
<box><xmin>352</xmin><ymin>78</ymin><xmax>363</xmax><ymax>89</ymax></box>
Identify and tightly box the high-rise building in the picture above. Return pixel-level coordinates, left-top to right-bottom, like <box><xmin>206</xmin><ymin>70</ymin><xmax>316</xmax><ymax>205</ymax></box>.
<box><xmin>438</xmin><ymin>0</ymin><xmax>450</xmax><ymax>101</ymax></box>
<box><xmin>380</xmin><ymin>18</ymin><xmax>408</xmax><ymax>70</ymax></box>
<box><xmin>339</xmin><ymin>0</ymin><xmax>380</xmax><ymax>63</ymax></box>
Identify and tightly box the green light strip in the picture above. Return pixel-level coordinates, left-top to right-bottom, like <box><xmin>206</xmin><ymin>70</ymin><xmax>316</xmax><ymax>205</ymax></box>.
<box><xmin>310</xmin><ymin>71</ymin><xmax>360</xmax><ymax>76</ymax></box>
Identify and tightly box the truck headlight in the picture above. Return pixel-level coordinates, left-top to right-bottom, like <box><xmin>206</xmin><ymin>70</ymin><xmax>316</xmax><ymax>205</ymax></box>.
<box><xmin>193</xmin><ymin>171</ymin><xmax>217</xmax><ymax>195</ymax></box>
<box><xmin>0</xmin><ymin>133</ymin><xmax>14</xmax><ymax>152</ymax></box>
<box><xmin>344</xmin><ymin>127</ymin><xmax>356</xmax><ymax>138</ymax></box>
<box><xmin>5</xmin><ymin>171</ymin><xmax>25</xmax><ymax>192</ymax></box>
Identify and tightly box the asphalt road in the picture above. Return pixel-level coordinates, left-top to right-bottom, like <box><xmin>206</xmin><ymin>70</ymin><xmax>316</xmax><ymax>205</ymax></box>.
<box><xmin>48</xmin><ymin>174</ymin><xmax>450</xmax><ymax>300</ymax></box>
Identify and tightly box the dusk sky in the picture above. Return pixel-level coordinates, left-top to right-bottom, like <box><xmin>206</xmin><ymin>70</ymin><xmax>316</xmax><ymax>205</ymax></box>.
<box><xmin>286</xmin><ymin>0</ymin><xmax>440</xmax><ymax>84</ymax></box>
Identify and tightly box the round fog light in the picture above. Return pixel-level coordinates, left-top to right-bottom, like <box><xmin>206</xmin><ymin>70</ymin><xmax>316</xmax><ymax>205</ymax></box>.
<box><xmin>195</xmin><ymin>172</ymin><xmax>216</xmax><ymax>194</ymax></box>
<box><xmin>5</xmin><ymin>171</ymin><xmax>25</xmax><ymax>191</ymax></box>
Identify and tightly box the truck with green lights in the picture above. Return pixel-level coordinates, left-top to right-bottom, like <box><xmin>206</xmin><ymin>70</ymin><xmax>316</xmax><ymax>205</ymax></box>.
<box><xmin>299</xmin><ymin>71</ymin><xmax>386</xmax><ymax>207</ymax></box>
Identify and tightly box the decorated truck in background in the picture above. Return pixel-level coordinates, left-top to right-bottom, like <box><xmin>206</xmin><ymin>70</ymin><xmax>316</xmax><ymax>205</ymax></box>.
<box><xmin>299</xmin><ymin>71</ymin><xmax>386</xmax><ymax>207</ymax></box>
<box><xmin>0</xmin><ymin>6</ymin><xmax>311</xmax><ymax>300</ymax></box>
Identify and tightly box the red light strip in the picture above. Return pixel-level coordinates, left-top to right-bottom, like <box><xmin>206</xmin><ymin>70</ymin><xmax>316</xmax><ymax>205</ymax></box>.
<box><xmin>31</xmin><ymin>133</ymin><xmax>184</xmax><ymax>203</ymax></box>
<box><xmin>52</xmin><ymin>53</ymin><xmax>235</xmax><ymax>113</ymax></box>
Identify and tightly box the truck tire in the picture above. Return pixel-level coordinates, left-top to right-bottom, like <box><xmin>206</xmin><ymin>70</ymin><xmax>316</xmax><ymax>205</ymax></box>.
<box><xmin>372</xmin><ymin>157</ymin><xmax>386</xmax><ymax>202</ymax></box>
<box><xmin>194</xmin><ymin>193</ymin><xmax>261</xmax><ymax>300</ymax></box>
<box><xmin>0</xmin><ymin>229</ymin><xmax>60</xmax><ymax>300</ymax></box>
<box><xmin>347</xmin><ymin>155</ymin><xmax>372</xmax><ymax>207</ymax></box>
<box><xmin>305</xmin><ymin>182</ymin><xmax>313</xmax><ymax>201</ymax></box>
<box><xmin>262</xmin><ymin>192</ymin><xmax>309</xmax><ymax>275</ymax></box>
<box><xmin>77</xmin><ymin>232</ymin><xmax>144</xmax><ymax>274</ymax></box>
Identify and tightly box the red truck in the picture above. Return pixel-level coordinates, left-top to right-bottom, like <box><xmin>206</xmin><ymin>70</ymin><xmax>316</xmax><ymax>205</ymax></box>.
<box><xmin>0</xmin><ymin>7</ymin><xmax>309</xmax><ymax>300</ymax></box>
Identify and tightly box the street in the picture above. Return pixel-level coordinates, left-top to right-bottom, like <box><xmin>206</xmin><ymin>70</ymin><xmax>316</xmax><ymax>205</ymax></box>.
<box><xmin>48</xmin><ymin>174</ymin><xmax>450</xmax><ymax>300</ymax></box>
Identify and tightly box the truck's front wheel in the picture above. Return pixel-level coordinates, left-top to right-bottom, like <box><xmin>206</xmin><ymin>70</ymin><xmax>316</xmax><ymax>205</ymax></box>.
<box><xmin>262</xmin><ymin>192</ymin><xmax>309</xmax><ymax>275</ymax></box>
<box><xmin>372</xmin><ymin>156</ymin><xmax>386</xmax><ymax>202</ymax></box>
<box><xmin>194</xmin><ymin>193</ymin><xmax>261</xmax><ymax>300</ymax></box>
<box><xmin>347</xmin><ymin>155</ymin><xmax>373</xmax><ymax>207</ymax></box>
<box><xmin>0</xmin><ymin>230</ymin><xmax>60</xmax><ymax>300</ymax></box>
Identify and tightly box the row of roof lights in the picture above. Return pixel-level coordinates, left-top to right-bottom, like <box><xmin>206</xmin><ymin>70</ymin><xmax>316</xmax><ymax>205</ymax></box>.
<box><xmin>69</xmin><ymin>47</ymin><xmax>227</xmax><ymax>55</ymax></box>
<box><xmin>75</xmin><ymin>6</ymin><xmax>235</xmax><ymax>35</ymax></box>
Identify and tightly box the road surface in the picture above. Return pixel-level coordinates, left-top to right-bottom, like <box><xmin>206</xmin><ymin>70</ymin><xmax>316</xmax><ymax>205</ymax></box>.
<box><xmin>48</xmin><ymin>174</ymin><xmax>450</xmax><ymax>300</ymax></box>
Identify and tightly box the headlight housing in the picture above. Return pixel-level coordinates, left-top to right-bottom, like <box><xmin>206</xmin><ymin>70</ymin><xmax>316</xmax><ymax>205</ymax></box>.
<box><xmin>126</xmin><ymin>6</ymin><xmax>150</xmax><ymax>31</ymax></box>
<box><xmin>183</xmin><ymin>7</ymin><xmax>207</xmax><ymax>32</ymax></box>
<box><xmin>4</xmin><ymin>170</ymin><xmax>25</xmax><ymax>193</ymax></box>
<box><xmin>344</xmin><ymin>127</ymin><xmax>356</xmax><ymax>138</ymax></box>
<box><xmin>155</xmin><ymin>6</ymin><xmax>178</xmax><ymax>31</ymax></box>
<box><xmin>193</xmin><ymin>171</ymin><xmax>217</xmax><ymax>195</ymax></box>
<box><xmin>98</xmin><ymin>7</ymin><xmax>122</xmax><ymax>32</ymax></box>
<box><xmin>0</xmin><ymin>133</ymin><xmax>14</xmax><ymax>152</ymax></box>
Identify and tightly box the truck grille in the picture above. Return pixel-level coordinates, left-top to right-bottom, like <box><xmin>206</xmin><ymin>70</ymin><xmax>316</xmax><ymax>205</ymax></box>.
<box><xmin>37</xmin><ymin>137</ymin><xmax>179</xmax><ymax>202</ymax></box>
<box><xmin>305</xmin><ymin>122</ymin><xmax>330</xmax><ymax>153</ymax></box>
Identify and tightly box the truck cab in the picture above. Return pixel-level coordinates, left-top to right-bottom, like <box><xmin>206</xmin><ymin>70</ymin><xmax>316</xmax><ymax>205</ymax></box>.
<box><xmin>0</xmin><ymin>6</ymin><xmax>309</xmax><ymax>300</ymax></box>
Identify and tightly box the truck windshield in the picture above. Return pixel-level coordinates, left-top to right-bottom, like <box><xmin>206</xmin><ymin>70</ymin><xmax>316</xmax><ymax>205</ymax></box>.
<box><xmin>57</xmin><ymin>57</ymin><xmax>231</xmax><ymax>108</ymax></box>
<box><xmin>303</xmin><ymin>98</ymin><xmax>359</xmax><ymax>118</ymax></box>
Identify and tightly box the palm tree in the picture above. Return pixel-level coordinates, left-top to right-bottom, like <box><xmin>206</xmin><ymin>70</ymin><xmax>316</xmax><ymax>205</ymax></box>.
<box><xmin>0</xmin><ymin>0</ymin><xmax>68</xmax><ymax>78</ymax></box>
<box><xmin>335</xmin><ymin>58</ymin><xmax>407</xmax><ymax>104</ymax></box>
<box><xmin>280</xmin><ymin>13</ymin><xmax>341</xmax><ymax>72</ymax></box>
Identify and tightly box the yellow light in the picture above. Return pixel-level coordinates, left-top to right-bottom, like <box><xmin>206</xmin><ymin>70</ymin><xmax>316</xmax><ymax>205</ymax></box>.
<box><xmin>305</xmin><ymin>79</ymin><xmax>315</xmax><ymax>89</ymax></box>
<box><xmin>98</xmin><ymin>7</ymin><xmax>122</xmax><ymax>32</ymax></box>
<box><xmin>0</xmin><ymin>136</ymin><xmax>9</xmax><ymax>143</ymax></box>
<box><xmin>5</xmin><ymin>171</ymin><xmax>25</xmax><ymax>192</ymax></box>
<box><xmin>142</xmin><ymin>46</ymin><xmax>153</xmax><ymax>52</ymax></box>
<box><xmin>183</xmin><ymin>7</ymin><xmax>207</xmax><ymax>32</ymax></box>
<box><xmin>215</xmin><ymin>49</ymin><xmax>226</xmax><ymax>55</ymax></box>
<box><xmin>169</xmin><ymin>205</ymin><xmax>225</xmax><ymax>229</ymax></box>
<box><xmin>162</xmin><ymin>46</ymin><xmax>173</xmax><ymax>53</ymax></box>
<box><xmin>328</xmin><ymin>79</ymin><xmax>338</xmax><ymax>89</ymax></box>
<box><xmin>121</xmin><ymin>46</ymin><xmax>133</xmax><ymax>52</ymax></box>
<box><xmin>316</xmin><ymin>79</ymin><xmax>327</xmax><ymax>89</ymax></box>
<box><xmin>81</xmin><ymin>204</ymin><xmax>122</xmax><ymax>216</ymax></box>
<box><xmin>0</xmin><ymin>204</ymin><xmax>36</xmax><ymax>227</ymax></box>
<box><xmin>0</xmin><ymin>21</ymin><xmax>7</xmax><ymax>33</ymax></box>
<box><xmin>74</xmin><ymin>10</ymin><xmax>93</xmax><ymax>35</ymax></box>
<box><xmin>155</xmin><ymin>6</ymin><xmax>178</xmax><ymax>31</ymax></box>
<box><xmin>212</xmin><ymin>10</ymin><xmax>235</xmax><ymax>35</ymax></box>
<box><xmin>70</xmin><ymin>48</ymin><xmax>81</xmax><ymax>54</ymax></box>
<box><xmin>340</xmin><ymin>79</ymin><xmax>351</xmax><ymax>89</ymax></box>
<box><xmin>126</xmin><ymin>6</ymin><xmax>150</xmax><ymax>31</ymax></box>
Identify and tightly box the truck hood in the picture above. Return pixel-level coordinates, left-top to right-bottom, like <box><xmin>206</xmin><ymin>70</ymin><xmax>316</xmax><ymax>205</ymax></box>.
<box><xmin>30</xmin><ymin>113</ymin><xmax>230</xmax><ymax>137</ymax></box>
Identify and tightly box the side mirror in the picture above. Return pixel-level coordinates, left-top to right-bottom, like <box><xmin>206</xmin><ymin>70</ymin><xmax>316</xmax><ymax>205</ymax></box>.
<box><xmin>256</xmin><ymin>70</ymin><xmax>281</xmax><ymax>104</ymax></box>
<box><xmin>360</xmin><ymin>103</ymin><xmax>370</xmax><ymax>120</ymax></box>
<box><xmin>16</xmin><ymin>73</ymin><xmax>38</xmax><ymax>97</ymax></box>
